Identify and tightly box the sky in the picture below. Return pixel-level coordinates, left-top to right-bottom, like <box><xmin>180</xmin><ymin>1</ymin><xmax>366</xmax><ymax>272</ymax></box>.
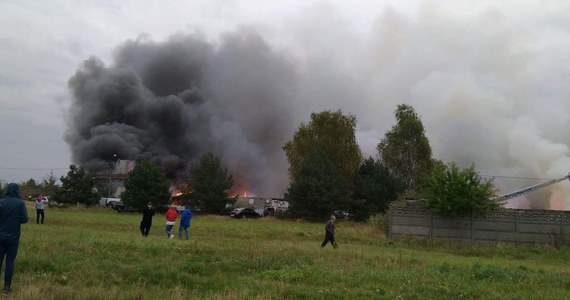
<box><xmin>2</xmin><ymin>0</ymin><xmax>570</xmax><ymax>209</ymax></box>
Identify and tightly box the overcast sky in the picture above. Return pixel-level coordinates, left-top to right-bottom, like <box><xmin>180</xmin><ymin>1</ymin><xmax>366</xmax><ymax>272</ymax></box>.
<box><xmin>2</xmin><ymin>0</ymin><xmax>570</xmax><ymax>208</ymax></box>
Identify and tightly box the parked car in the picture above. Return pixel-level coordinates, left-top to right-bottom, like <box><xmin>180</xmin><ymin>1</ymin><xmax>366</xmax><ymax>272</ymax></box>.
<box><xmin>109</xmin><ymin>201</ymin><xmax>125</xmax><ymax>212</ymax></box>
<box><xmin>100</xmin><ymin>197</ymin><xmax>121</xmax><ymax>207</ymax></box>
<box><xmin>229</xmin><ymin>208</ymin><xmax>260</xmax><ymax>219</ymax></box>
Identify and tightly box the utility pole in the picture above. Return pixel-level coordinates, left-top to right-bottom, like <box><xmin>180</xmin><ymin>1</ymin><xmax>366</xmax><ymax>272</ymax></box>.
<box><xmin>108</xmin><ymin>154</ymin><xmax>117</xmax><ymax>197</ymax></box>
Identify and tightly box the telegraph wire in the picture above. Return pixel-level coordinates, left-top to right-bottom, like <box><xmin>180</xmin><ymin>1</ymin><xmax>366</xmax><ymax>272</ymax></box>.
<box><xmin>479</xmin><ymin>174</ymin><xmax>557</xmax><ymax>181</ymax></box>
<box><xmin>0</xmin><ymin>167</ymin><xmax>68</xmax><ymax>171</ymax></box>
<box><xmin>0</xmin><ymin>167</ymin><xmax>563</xmax><ymax>181</ymax></box>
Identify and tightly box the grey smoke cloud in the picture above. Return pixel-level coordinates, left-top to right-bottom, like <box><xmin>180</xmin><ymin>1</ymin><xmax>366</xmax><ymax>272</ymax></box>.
<box><xmin>360</xmin><ymin>7</ymin><xmax>570</xmax><ymax>210</ymax></box>
<box><xmin>65</xmin><ymin>3</ymin><xmax>570</xmax><ymax>208</ymax></box>
<box><xmin>280</xmin><ymin>4</ymin><xmax>570</xmax><ymax>209</ymax></box>
<box><xmin>66</xmin><ymin>30</ymin><xmax>296</xmax><ymax>196</ymax></box>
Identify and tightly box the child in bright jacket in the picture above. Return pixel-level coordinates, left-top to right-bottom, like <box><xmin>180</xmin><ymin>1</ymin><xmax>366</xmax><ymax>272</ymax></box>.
<box><xmin>165</xmin><ymin>206</ymin><xmax>178</xmax><ymax>239</ymax></box>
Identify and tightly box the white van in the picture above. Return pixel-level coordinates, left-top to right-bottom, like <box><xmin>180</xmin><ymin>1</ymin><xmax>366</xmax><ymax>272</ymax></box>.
<box><xmin>100</xmin><ymin>197</ymin><xmax>121</xmax><ymax>207</ymax></box>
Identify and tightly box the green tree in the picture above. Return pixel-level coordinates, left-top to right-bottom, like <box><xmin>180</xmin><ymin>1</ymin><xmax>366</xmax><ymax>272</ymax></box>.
<box><xmin>122</xmin><ymin>159</ymin><xmax>171</xmax><ymax>211</ymax></box>
<box><xmin>52</xmin><ymin>165</ymin><xmax>101</xmax><ymax>205</ymax></box>
<box><xmin>350</xmin><ymin>157</ymin><xmax>401</xmax><ymax>221</ymax></box>
<box><xmin>185</xmin><ymin>153</ymin><xmax>234</xmax><ymax>214</ymax></box>
<box><xmin>19</xmin><ymin>178</ymin><xmax>41</xmax><ymax>200</ymax></box>
<box><xmin>283</xmin><ymin>110</ymin><xmax>362</xmax><ymax>185</ymax></box>
<box><xmin>285</xmin><ymin>150</ymin><xmax>350</xmax><ymax>221</ymax></box>
<box><xmin>422</xmin><ymin>163</ymin><xmax>498</xmax><ymax>217</ymax></box>
<box><xmin>40</xmin><ymin>174</ymin><xmax>60</xmax><ymax>197</ymax></box>
<box><xmin>377</xmin><ymin>104</ymin><xmax>433</xmax><ymax>193</ymax></box>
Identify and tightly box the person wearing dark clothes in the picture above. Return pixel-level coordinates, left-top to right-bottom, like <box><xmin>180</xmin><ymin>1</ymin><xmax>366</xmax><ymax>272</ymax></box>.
<box><xmin>0</xmin><ymin>183</ymin><xmax>29</xmax><ymax>294</ymax></box>
<box><xmin>178</xmin><ymin>209</ymin><xmax>193</xmax><ymax>240</ymax></box>
<box><xmin>140</xmin><ymin>202</ymin><xmax>155</xmax><ymax>237</ymax></box>
<box><xmin>321</xmin><ymin>215</ymin><xmax>338</xmax><ymax>249</ymax></box>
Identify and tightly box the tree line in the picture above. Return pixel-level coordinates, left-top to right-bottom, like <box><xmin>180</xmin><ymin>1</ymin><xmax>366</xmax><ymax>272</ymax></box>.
<box><xmin>283</xmin><ymin>104</ymin><xmax>497</xmax><ymax>220</ymax></box>
<box><xmin>0</xmin><ymin>176</ymin><xmax>59</xmax><ymax>201</ymax></box>
<box><xmin>3</xmin><ymin>103</ymin><xmax>498</xmax><ymax>220</ymax></box>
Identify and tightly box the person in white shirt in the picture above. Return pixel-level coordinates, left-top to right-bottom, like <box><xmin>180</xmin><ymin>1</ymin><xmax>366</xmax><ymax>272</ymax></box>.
<box><xmin>35</xmin><ymin>197</ymin><xmax>48</xmax><ymax>224</ymax></box>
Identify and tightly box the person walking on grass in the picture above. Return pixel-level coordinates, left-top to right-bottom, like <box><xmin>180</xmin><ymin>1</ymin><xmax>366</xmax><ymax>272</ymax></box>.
<box><xmin>140</xmin><ymin>202</ymin><xmax>155</xmax><ymax>237</ymax></box>
<box><xmin>35</xmin><ymin>196</ymin><xmax>48</xmax><ymax>224</ymax></box>
<box><xmin>321</xmin><ymin>215</ymin><xmax>338</xmax><ymax>249</ymax></box>
<box><xmin>165</xmin><ymin>205</ymin><xmax>178</xmax><ymax>239</ymax></box>
<box><xmin>178</xmin><ymin>208</ymin><xmax>192</xmax><ymax>240</ymax></box>
<box><xmin>0</xmin><ymin>183</ymin><xmax>29</xmax><ymax>295</ymax></box>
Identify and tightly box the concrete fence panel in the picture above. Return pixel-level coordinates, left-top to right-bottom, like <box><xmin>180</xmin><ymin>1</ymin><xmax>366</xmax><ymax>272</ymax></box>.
<box><xmin>433</xmin><ymin>228</ymin><xmax>471</xmax><ymax>240</ymax></box>
<box><xmin>473</xmin><ymin>221</ymin><xmax>516</xmax><ymax>232</ymax></box>
<box><xmin>389</xmin><ymin>206</ymin><xmax>570</xmax><ymax>246</ymax></box>
<box><xmin>473</xmin><ymin>231</ymin><xmax>517</xmax><ymax>242</ymax></box>
<box><xmin>391</xmin><ymin>225</ymin><xmax>430</xmax><ymax>237</ymax></box>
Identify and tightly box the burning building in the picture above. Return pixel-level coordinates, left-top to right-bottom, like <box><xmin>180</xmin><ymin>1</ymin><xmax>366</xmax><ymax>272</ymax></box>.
<box><xmin>65</xmin><ymin>31</ymin><xmax>296</xmax><ymax>197</ymax></box>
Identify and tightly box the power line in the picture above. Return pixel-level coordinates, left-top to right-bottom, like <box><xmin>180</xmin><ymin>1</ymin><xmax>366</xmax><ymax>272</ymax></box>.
<box><xmin>479</xmin><ymin>174</ymin><xmax>557</xmax><ymax>181</ymax></box>
<box><xmin>0</xmin><ymin>168</ymin><xmax>563</xmax><ymax>181</ymax></box>
<box><xmin>0</xmin><ymin>167</ymin><xmax>68</xmax><ymax>171</ymax></box>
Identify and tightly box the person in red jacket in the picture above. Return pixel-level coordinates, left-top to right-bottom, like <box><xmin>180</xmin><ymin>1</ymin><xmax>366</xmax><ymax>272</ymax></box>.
<box><xmin>165</xmin><ymin>205</ymin><xmax>178</xmax><ymax>239</ymax></box>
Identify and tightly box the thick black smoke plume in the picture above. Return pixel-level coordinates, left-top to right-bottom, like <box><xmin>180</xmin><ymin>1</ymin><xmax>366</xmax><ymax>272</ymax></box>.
<box><xmin>65</xmin><ymin>31</ymin><xmax>297</xmax><ymax>196</ymax></box>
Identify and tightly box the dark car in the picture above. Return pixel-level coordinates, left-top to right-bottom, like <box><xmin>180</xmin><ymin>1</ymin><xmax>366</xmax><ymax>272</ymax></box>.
<box><xmin>109</xmin><ymin>201</ymin><xmax>125</xmax><ymax>212</ymax></box>
<box><xmin>229</xmin><ymin>208</ymin><xmax>260</xmax><ymax>219</ymax></box>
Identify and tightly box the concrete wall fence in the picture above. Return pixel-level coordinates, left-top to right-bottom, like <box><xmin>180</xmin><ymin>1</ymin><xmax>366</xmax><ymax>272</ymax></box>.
<box><xmin>389</xmin><ymin>206</ymin><xmax>570</xmax><ymax>245</ymax></box>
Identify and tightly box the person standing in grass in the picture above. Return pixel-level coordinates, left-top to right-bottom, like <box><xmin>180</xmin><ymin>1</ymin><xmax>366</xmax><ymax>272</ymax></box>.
<box><xmin>165</xmin><ymin>205</ymin><xmax>178</xmax><ymax>239</ymax></box>
<box><xmin>178</xmin><ymin>208</ymin><xmax>192</xmax><ymax>240</ymax></box>
<box><xmin>320</xmin><ymin>215</ymin><xmax>338</xmax><ymax>249</ymax></box>
<box><xmin>0</xmin><ymin>183</ymin><xmax>29</xmax><ymax>294</ymax></box>
<box><xmin>35</xmin><ymin>196</ymin><xmax>48</xmax><ymax>224</ymax></box>
<box><xmin>140</xmin><ymin>202</ymin><xmax>155</xmax><ymax>237</ymax></box>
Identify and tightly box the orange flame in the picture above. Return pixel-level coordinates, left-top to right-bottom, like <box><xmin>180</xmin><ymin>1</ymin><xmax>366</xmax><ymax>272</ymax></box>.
<box><xmin>231</xmin><ymin>185</ymin><xmax>249</xmax><ymax>198</ymax></box>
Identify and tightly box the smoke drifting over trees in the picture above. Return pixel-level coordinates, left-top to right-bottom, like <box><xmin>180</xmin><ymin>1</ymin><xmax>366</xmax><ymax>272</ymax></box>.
<box><xmin>65</xmin><ymin>5</ymin><xmax>570</xmax><ymax>208</ymax></box>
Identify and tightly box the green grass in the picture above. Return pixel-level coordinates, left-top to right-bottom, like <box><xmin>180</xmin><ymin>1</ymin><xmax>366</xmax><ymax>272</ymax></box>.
<box><xmin>7</xmin><ymin>203</ymin><xmax>570</xmax><ymax>299</ymax></box>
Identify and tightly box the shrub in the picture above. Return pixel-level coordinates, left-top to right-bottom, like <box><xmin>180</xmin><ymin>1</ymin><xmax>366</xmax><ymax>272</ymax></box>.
<box><xmin>367</xmin><ymin>213</ymin><xmax>389</xmax><ymax>236</ymax></box>
<box><xmin>422</xmin><ymin>163</ymin><xmax>499</xmax><ymax>217</ymax></box>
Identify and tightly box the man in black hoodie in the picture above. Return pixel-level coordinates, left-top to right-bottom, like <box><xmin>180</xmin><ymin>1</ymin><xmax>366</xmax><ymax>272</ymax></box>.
<box><xmin>140</xmin><ymin>202</ymin><xmax>155</xmax><ymax>237</ymax></box>
<box><xmin>0</xmin><ymin>183</ymin><xmax>29</xmax><ymax>294</ymax></box>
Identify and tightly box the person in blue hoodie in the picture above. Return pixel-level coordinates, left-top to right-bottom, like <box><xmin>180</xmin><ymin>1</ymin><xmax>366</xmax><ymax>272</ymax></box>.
<box><xmin>178</xmin><ymin>208</ymin><xmax>193</xmax><ymax>240</ymax></box>
<box><xmin>0</xmin><ymin>183</ymin><xmax>29</xmax><ymax>294</ymax></box>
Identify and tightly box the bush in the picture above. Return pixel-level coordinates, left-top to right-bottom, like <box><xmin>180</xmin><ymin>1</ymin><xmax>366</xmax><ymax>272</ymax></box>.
<box><xmin>548</xmin><ymin>232</ymin><xmax>570</xmax><ymax>249</ymax></box>
<box><xmin>367</xmin><ymin>213</ymin><xmax>389</xmax><ymax>236</ymax></box>
<box><xmin>422</xmin><ymin>163</ymin><xmax>499</xmax><ymax>217</ymax></box>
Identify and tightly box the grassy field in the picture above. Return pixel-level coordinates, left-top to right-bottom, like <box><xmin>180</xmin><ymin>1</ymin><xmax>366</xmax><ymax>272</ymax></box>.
<box><xmin>6</xmin><ymin>203</ymin><xmax>570</xmax><ymax>299</ymax></box>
